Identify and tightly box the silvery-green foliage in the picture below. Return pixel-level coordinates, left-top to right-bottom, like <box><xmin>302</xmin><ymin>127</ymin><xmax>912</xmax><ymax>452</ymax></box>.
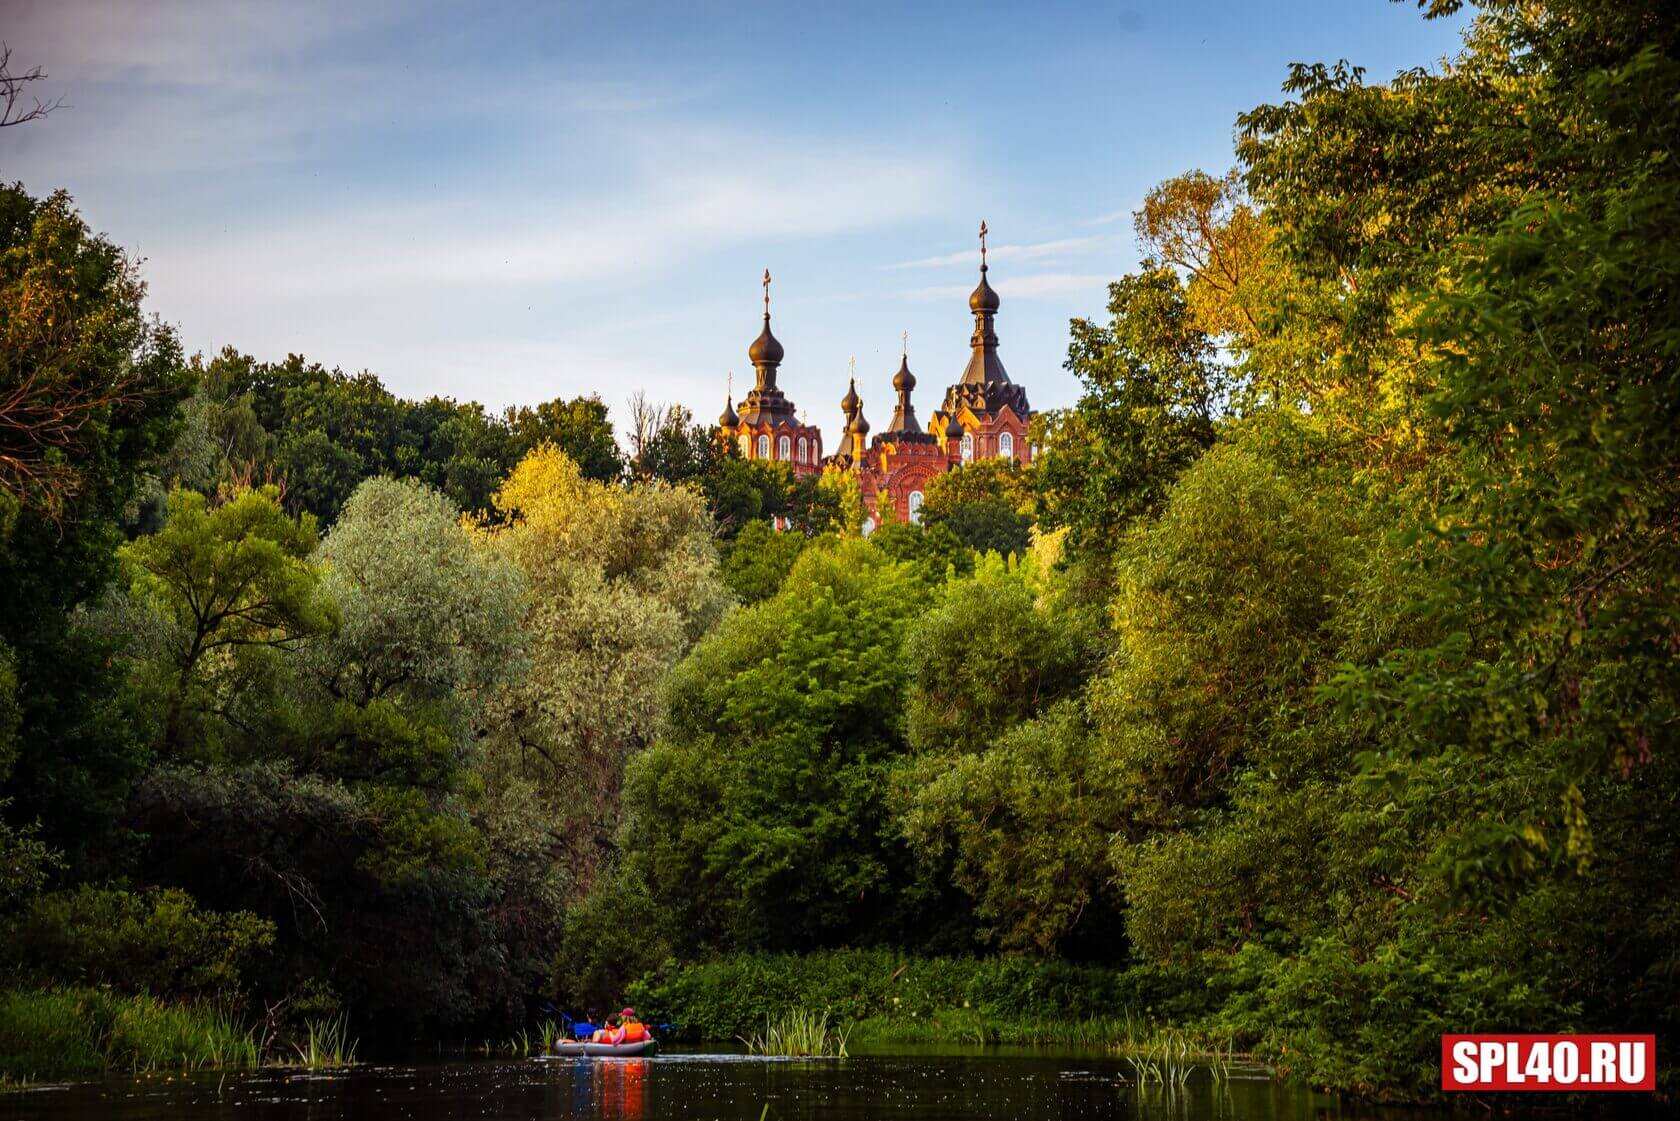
<box><xmin>315</xmin><ymin>476</ymin><xmax>528</xmax><ymax>707</ymax></box>
<box><xmin>478</xmin><ymin>447</ymin><xmax>731</xmax><ymax>835</ymax></box>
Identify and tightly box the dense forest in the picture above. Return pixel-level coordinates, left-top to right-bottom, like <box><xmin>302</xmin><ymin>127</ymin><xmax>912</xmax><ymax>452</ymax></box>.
<box><xmin>1</xmin><ymin>0</ymin><xmax>1675</xmax><ymax>1100</ymax></box>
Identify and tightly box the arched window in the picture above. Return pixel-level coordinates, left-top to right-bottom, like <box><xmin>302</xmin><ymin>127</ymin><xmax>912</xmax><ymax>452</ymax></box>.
<box><xmin>757</xmin><ymin>434</ymin><xmax>770</xmax><ymax>459</ymax></box>
<box><xmin>960</xmin><ymin>432</ymin><xmax>974</xmax><ymax>463</ymax></box>
<box><xmin>908</xmin><ymin>491</ymin><xmax>924</xmax><ymax>525</ymax></box>
<box><xmin>999</xmin><ymin>432</ymin><xmax>1014</xmax><ymax>459</ymax></box>
<box><xmin>779</xmin><ymin>435</ymin><xmax>791</xmax><ymax>461</ymax></box>
<box><xmin>738</xmin><ymin>434</ymin><xmax>751</xmax><ymax>457</ymax></box>
<box><xmin>797</xmin><ymin>437</ymin><xmax>807</xmax><ymax>464</ymax></box>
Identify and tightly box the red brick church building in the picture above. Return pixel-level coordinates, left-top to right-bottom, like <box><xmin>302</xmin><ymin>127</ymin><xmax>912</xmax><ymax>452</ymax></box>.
<box><xmin>716</xmin><ymin>224</ymin><xmax>1033</xmax><ymax>528</ymax></box>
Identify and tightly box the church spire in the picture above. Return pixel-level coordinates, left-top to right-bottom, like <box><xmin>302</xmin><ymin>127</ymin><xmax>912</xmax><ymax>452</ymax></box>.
<box><xmin>747</xmin><ymin>268</ymin><xmax>785</xmax><ymax>390</ymax></box>
<box><xmin>719</xmin><ymin>371</ymin><xmax>739</xmax><ymax>428</ymax></box>
<box><xmin>885</xmin><ymin>332</ymin><xmax>923</xmax><ymax>436</ymax></box>
<box><xmin>961</xmin><ymin>220</ymin><xmax>1009</xmax><ymax>385</ymax></box>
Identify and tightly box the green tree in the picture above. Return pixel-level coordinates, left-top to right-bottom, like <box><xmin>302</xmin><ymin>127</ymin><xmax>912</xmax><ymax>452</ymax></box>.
<box><xmin>919</xmin><ymin>460</ymin><xmax>1034</xmax><ymax>557</ymax></box>
<box><xmin>903</xmin><ymin>552</ymin><xmax>1095</xmax><ymax>756</ymax></box>
<box><xmin>719</xmin><ymin>519</ymin><xmax>807</xmax><ymax>604</ymax></box>
<box><xmin>504</xmin><ymin>395</ymin><xmax>624</xmax><ymax>482</ymax></box>
<box><xmin>0</xmin><ymin>185</ymin><xmax>190</xmax><ymax>864</ymax></box>
<box><xmin>477</xmin><ymin>445</ymin><xmax>730</xmax><ymax>885</ymax></box>
<box><xmin>620</xmin><ymin>538</ymin><xmax>964</xmax><ymax>952</ymax></box>
<box><xmin>1036</xmin><ymin>267</ymin><xmax>1223</xmax><ymax>560</ymax></box>
<box><xmin>118</xmin><ymin>487</ymin><xmax>333</xmax><ymax>757</ymax></box>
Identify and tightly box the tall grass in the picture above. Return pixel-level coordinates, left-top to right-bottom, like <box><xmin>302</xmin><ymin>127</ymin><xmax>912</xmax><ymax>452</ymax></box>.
<box><xmin>0</xmin><ymin>988</ymin><xmax>264</xmax><ymax>1083</ymax></box>
<box><xmin>290</xmin><ymin>1014</ymin><xmax>357</xmax><ymax>1069</ymax></box>
<box><xmin>740</xmin><ymin>1009</ymin><xmax>851</xmax><ymax>1057</ymax></box>
<box><xmin>1115</xmin><ymin>1027</ymin><xmax>1244</xmax><ymax>1087</ymax></box>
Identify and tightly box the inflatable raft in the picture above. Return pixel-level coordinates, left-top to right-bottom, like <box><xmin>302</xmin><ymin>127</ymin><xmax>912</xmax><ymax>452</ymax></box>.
<box><xmin>552</xmin><ymin>1038</ymin><xmax>658</xmax><ymax>1058</ymax></box>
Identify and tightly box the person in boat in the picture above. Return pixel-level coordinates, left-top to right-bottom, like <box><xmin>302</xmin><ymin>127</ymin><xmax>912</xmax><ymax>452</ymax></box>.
<box><xmin>616</xmin><ymin>1008</ymin><xmax>650</xmax><ymax>1044</ymax></box>
<box><xmin>590</xmin><ymin>1014</ymin><xmax>622</xmax><ymax>1043</ymax></box>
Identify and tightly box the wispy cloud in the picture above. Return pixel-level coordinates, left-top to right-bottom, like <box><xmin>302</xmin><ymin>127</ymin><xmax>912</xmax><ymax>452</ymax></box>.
<box><xmin>1086</xmin><ymin>208</ymin><xmax>1134</xmax><ymax>226</ymax></box>
<box><xmin>887</xmin><ymin>235</ymin><xmax>1112</xmax><ymax>270</ymax></box>
<box><xmin>156</xmin><ymin>134</ymin><xmax>952</xmax><ymax>296</ymax></box>
<box><xmin>901</xmin><ymin>273</ymin><xmax>1112</xmax><ymax>301</ymax></box>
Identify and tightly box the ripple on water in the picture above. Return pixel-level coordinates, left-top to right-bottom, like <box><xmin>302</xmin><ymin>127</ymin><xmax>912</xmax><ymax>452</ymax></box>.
<box><xmin>0</xmin><ymin>1053</ymin><xmax>1442</xmax><ymax>1121</ymax></box>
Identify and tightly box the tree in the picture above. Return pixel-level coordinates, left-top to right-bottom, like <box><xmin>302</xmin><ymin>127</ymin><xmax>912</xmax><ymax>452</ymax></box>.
<box><xmin>1035</xmin><ymin>267</ymin><xmax>1223</xmax><ymax>559</ymax></box>
<box><xmin>118</xmin><ymin>486</ymin><xmax>333</xmax><ymax>757</ymax></box>
<box><xmin>504</xmin><ymin>395</ymin><xmax>623</xmax><ymax>482</ymax></box>
<box><xmin>898</xmin><ymin>701</ymin><xmax>1120</xmax><ymax>955</ymax></box>
<box><xmin>719</xmin><ymin>519</ymin><xmax>807</xmax><ymax>605</ymax></box>
<box><xmin>477</xmin><ymin>445</ymin><xmax>730</xmax><ymax>881</ymax></box>
<box><xmin>919</xmin><ymin>460</ymin><xmax>1034</xmax><ymax>557</ymax></box>
<box><xmin>0</xmin><ymin>187</ymin><xmax>187</xmax><ymax>515</ymax></box>
<box><xmin>903</xmin><ymin>553</ymin><xmax>1096</xmax><ymax>756</ymax></box>
<box><xmin>630</xmin><ymin>397</ymin><xmax>716</xmax><ymax>486</ymax></box>
<box><xmin>0</xmin><ymin>185</ymin><xmax>189</xmax><ymax>865</ymax></box>
<box><xmin>1135</xmin><ymin>169</ymin><xmax>1276</xmax><ymax>346</ymax></box>
<box><xmin>313</xmin><ymin>476</ymin><xmax>524</xmax><ymax>709</ymax></box>
<box><xmin>619</xmin><ymin>538</ymin><xmax>963</xmax><ymax>952</ymax></box>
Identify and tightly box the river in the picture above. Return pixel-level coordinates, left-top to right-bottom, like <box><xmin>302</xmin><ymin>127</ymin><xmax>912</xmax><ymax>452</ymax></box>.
<box><xmin>0</xmin><ymin>1046</ymin><xmax>1453</xmax><ymax>1121</ymax></box>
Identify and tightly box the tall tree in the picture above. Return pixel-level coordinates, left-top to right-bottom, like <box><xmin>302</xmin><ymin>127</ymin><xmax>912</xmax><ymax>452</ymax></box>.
<box><xmin>0</xmin><ymin>185</ymin><xmax>189</xmax><ymax>863</ymax></box>
<box><xmin>1036</xmin><ymin>268</ymin><xmax>1224</xmax><ymax>560</ymax></box>
<box><xmin>118</xmin><ymin>486</ymin><xmax>333</xmax><ymax>758</ymax></box>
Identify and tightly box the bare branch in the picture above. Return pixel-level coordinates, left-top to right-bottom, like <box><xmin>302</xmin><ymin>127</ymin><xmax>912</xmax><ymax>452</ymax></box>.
<box><xmin>0</xmin><ymin>44</ymin><xmax>66</xmax><ymax>128</ymax></box>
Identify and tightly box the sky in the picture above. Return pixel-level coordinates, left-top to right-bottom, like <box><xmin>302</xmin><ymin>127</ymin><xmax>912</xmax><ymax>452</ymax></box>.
<box><xmin>1</xmin><ymin>0</ymin><xmax>1469</xmax><ymax>443</ymax></box>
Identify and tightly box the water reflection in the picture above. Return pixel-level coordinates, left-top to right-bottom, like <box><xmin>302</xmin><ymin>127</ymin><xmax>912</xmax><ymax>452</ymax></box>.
<box><xmin>571</xmin><ymin>1058</ymin><xmax>648</xmax><ymax>1120</ymax></box>
<box><xmin>0</xmin><ymin>1051</ymin><xmax>1461</xmax><ymax>1121</ymax></box>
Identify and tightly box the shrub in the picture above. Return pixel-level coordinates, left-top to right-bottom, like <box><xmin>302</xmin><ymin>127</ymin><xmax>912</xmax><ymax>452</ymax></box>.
<box><xmin>2</xmin><ymin>887</ymin><xmax>274</xmax><ymax>997</ymax></box>
<box><xmin>624</xmin><ymin>949</ymin><xmax>1211</xmax><ymax>1041</ymax></box>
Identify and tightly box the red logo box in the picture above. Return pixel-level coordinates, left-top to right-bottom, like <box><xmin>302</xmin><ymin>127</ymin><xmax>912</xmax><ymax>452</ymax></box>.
<box><xmin>1441</xmin><ymin>1034</ymin><xmax>1656</xmax><ymax>1091</ymax></box>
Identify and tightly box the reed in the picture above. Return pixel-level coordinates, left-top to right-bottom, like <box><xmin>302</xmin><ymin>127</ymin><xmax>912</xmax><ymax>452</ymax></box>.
<box><xmin>290</xmin><ymin>1014</ymin><xmax>357</xmax><ymax>1069</ymax></box>
<box><xmin>1115</xmin><ymin>1027</ymin><xmax>1243</xmax><ymax>1087</ymax></box>
<box><xmin>740</xmin><ymin>1009</ymin><xmax>851</xmax><ymax>1057</ymax></box>
<box><xmin>1</xmin><ymin>988</ymin><xmax>264</xmax><ymax>1082</ymax></box>
<box><xmin>537</xmin><ymin>1020</ymin><xmax>562</xmax><ymax>1053</ymax></box>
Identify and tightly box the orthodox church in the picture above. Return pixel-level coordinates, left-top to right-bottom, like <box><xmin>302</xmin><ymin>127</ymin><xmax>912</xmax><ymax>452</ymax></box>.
<box><xmin>716</xmin><ymin>223</ymin><xmax>1033</xmax><ymax>527</ymax></box>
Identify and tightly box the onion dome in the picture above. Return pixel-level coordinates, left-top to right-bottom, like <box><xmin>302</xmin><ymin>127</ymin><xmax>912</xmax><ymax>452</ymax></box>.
<box><xmin>719</xmin><ymin>395</ymin><xmax>739</xmax><ymax>428</ymax></box>
<box><xmin>748</xmin><ymin>268</ymin><xmax>785</xmax><ymax>368</ymax></box>
<box><xmin>892</xmin><ymin>354</ymin><xmax>916</xmax><ymax>393</ymax></box>
<box><xmin>885</xmin><ymin>343</ymin><xmax>928</xmax><ymax>439</ymax></box>
<box><xmin>847</xmin><ymin>408</ymin><xmax>871</xmax><ymax>437</ymax></box>
<box><xmin>945</xmin><ymin>413</ymin><xmax>964</xmax><ymax>439</ymax></box>
<box><xmin>959</xmin><ymin>221</ymin><xmax>1010</xmax><ymax>386</ymax></box>
<box><xmin>748</xmin><ymin>320</ymin><xmax>784</xmax><ymax>366</ymax></box>
<box><xmin>840</xmin><ymin>376</ymin><xmax>861</xmax><ymax>419</ymax></box>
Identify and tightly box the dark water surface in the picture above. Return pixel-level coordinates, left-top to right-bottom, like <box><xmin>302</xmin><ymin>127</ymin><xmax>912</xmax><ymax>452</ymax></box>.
<box><xmin>0</xmin><ymin>1049</ymin><xmax>1447</xmax><ymax>1121</ymax></box>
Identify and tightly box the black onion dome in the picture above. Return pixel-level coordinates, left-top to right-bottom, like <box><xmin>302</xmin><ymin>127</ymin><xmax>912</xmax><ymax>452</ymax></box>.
<box><xmin>945</xmin><ymin>413</ymin><xmax>964</xmax><ymax>438</ymax></box>
<box><xmin>748</xmin><ymin>320</ymin><xmax>784</xmax><ymax>366</ymax></box>
<box><xmin>719</xmin><ymin>394</ymin><xmax>739</xmax><ymax>427</ymax></box>
<box><xmin>892</xmin><ymin>355</ymin><xmax>916</xmax><ymax>393</ymax></box>
<box><xmin>848</xmin><ymin>409</ymin><xmax>871</xmax><ymax>436</ymax></box>
<box><xmin>840</xmin><ymin>377</ymin><xmax>861</xmax><ymax>417</ymax></box>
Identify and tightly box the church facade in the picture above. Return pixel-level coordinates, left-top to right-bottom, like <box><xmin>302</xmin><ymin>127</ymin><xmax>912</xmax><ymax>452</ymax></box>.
<box><xmin>716</xmin><ymin>224</ymin><xmax>1033</xmax><ymax>527</ymax></box>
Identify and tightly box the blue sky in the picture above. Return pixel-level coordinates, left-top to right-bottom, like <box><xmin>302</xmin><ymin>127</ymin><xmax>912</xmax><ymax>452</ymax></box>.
<box><xmin>1</xmin><ymin>1</ymin><xmax>1467</xmax><ymax>441</ymax></box>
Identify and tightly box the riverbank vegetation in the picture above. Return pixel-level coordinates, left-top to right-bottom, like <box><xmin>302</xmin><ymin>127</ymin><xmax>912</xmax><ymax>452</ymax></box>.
<box><xmin>2</xmin><ymin>0</ymin><xmax>1676</xmax><ymax>1103</ymax></box>
<box><xmin>0</xmin><ymin>989</ymin><xmax>261</xmax><ymax>1082</ymax></box>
